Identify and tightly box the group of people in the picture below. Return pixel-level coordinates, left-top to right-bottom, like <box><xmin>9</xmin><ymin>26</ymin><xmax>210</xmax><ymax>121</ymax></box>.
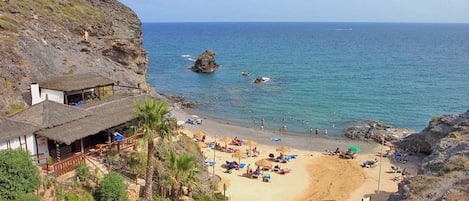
<box><xmin>231</xmin><ymin>137</ymin><xmax>244</xmax><ymax>146</ymax></box>
<box><xmin>246</xmin><ymin>164</ymin><xmax>261</xmax><ymax>178</ymax></box>
<box><xmin>309</xmin><ymin>127</ymin><xmax>328</xmax><ymax>137</ymax></box>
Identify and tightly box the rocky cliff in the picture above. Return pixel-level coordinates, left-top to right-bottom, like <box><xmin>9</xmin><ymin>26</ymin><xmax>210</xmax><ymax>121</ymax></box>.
<box><xmin>0</xmin><ymin>0</ymin><xmax>151</xmax><ymax>114</ymax></box>
<box><xmin>392</xmin><ymin>110</ymin><xmax>469</xmax><ymax>200</ymax></box>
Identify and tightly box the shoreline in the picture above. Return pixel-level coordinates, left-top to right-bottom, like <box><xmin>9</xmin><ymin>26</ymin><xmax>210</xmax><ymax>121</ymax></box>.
<box><xmin>171</xmin><ymin>105</ymin><xmax>380</xmax><ymax>154</ymax></box>
<box><xmin>168</xmin><ymin>104</ymin><xmax>410</xmax><ymax>200</ymax></box>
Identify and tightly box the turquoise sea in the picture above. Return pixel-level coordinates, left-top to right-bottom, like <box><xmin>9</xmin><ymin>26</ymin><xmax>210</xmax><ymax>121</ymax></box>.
<box><xmin>143</xmin><ymin>22</ymin><xmax>469</xmax><ymax>137</ymax></box>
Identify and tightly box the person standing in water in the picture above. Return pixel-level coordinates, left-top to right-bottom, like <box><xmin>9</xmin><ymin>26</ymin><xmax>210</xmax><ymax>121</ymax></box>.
<box><xmin>324</xmin><ymin>128</ymin><xmax>328</xmax><ymax>137</ymax></box>
<box><xmin>315</xmin><ymin>128</ymin><xmax>319</xmax><ymax>137</ymax></box>
<box><xmin>309</xmin><ymin>127</ymin><xmax>313</xmax><ymax>136</ymax></box>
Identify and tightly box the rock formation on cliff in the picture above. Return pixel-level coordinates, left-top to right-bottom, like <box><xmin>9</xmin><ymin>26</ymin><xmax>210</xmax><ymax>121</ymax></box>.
<box><xmin>190</xmin><ymin>50</ymin><xmax>219</xmax><ymax>73</ymax></box>
<box><xmin>0</xmin><ymin>0</ymin><xmax>151</xmax><ymax>115</ymax></box>
<box><xmin>390</xmin><ymin>110</ymin><xmax>469</xmax><ymax>201</ymax></box>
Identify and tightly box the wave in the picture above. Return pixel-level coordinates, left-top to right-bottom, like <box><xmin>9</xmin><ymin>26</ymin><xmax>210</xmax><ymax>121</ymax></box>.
<box><xmin>335</xmin><ymin>28</ymin><xmax>353</xmax><ymax>31</ymax></box>
<box><xmin>181</xmin><ymin>54</ymin><xmax>197</xmax><ymax>61</ymax></box>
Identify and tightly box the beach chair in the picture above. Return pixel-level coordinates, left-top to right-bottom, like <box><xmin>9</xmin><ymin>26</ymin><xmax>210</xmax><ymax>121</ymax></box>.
<box><xmin>273</xmin><ymin>165</ymin><xmax>281</xmax><ymax>172</ymax></box>
<box><xmin>204</xmin><ymin>161</ymin><xmax>216</xmax><ymax>166</ymax></box>
<box><xmin>287</xmin><ymin>154</ymin><xmax>298</xmax><ymax>159</ymax></box>
<box><xmin>269</xmin><ymin>153</ymin><xmax>275</xmax><ymax>160</ymax></box>
<box><xmin>251</xmin><ymin>171</ymin><xmax>260</xmax><ymax>179</ymax></box>
<box><xmin>279</xmin><ymin>168</ymin><xmax>292</xmax><ymax>175</ymax></box>
<box><xmin>263</xmin><ymin>174</ymin><xmax>271</xmax><ymax>182</ymax></box>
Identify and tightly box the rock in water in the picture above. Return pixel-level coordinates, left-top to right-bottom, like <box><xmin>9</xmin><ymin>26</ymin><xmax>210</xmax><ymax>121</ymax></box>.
<box><xmin>191</xmin><ymin>50</ymin><xmax>219</xmax><ymax>73</ymax></box>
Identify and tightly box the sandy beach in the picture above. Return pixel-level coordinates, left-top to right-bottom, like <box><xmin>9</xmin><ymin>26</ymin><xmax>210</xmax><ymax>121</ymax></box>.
<box><xmin>170</xmin><ymin>106</ymin><xmax>420</xmax><ymax>201</ymax></box>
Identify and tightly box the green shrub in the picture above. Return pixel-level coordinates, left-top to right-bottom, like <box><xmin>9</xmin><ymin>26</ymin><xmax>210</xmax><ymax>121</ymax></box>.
<box><xmin>76</xmin><ymin>162</ymin><xmax>90</xmax><ymax>182</ymax></box>
<box><xmin>43</xmin><ymin>174</ymin><xmax>55</xmax><ymax>190</ymax></box>
<box><xmin>98</xmin><ymin>172</ymin><xmax>127</xmax><ymax>201</ymax></box>
<box><xmin>3</xmin><ymin>103</ymin><xmax>26</xmax><ymax>117</ymax></box>
<box><xmin>0</xmin><ymin>149</ymin><xmax>41</xmax><ymax>200</ymax></box>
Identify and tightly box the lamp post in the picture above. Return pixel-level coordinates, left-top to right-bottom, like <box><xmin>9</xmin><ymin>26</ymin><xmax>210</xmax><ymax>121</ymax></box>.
<box><xmin>223</xmin><ymin>183</ymin><xmax>227</xmax><ymax>201</ymax></box>
<box><xmin>212</xmin><ymin>135</ymin><xmax>217</xmax><ymax>200</ymax></box>
<box><xmin>377</xmin><ymin>127</ymin><xmax>384</xmax><ymax>194</ymax></box>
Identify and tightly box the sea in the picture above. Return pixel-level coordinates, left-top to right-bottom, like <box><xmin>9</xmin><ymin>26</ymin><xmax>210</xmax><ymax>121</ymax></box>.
<box><xmin>142</xmin><ymin>22</ymin><xmax>469</xmax><ymax>137</ymax></box>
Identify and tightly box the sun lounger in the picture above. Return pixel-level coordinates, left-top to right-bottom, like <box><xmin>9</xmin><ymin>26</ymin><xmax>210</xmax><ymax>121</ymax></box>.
<box><xmin>276</xmin><ymin>157</ymin><xmax>290</xmax><ymax>163</ymax></box>
<box><xmin>273</xmin><ymin>165</ymin><xmax>281</xmax><ymax>172</ymax></box>
<box><xmin>263</xmin><ymin>174</ymin><xmax>271</xmax><ymax>182</ymax></box>
<box><xmin>286</xmin><ymin>154</ymin><xmax>298</xmax><ymax>159</ymax></box>
<box><xmin>205</xmin><ymin>161</ymin><xmax>216</xmax><ymax>166</ymax></box>
<box><xmin>279</xmin><ymin>168</ymin><xmax>292</xmax><ymax>175</ymax></box>
<box><xmin>271</xmin><ymin>138</ymin><xmax>281</xmax><ymax>142</ymax></box>
<box><xmin>269</xmin><ymin>153</ymin><xmax>275</xmax><ymax>160</ymax></box>
<box><xmin>251</xmin><ymin>171</ymin><xmax>260</xmax><ymax>179</ymax></box>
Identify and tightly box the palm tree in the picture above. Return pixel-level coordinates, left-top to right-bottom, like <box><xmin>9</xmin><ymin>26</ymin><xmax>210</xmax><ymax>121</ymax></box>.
<box><xmin>167</xmin><ymin>152</ymin><xmax>199</xmax><ymax>199</ymax></box>
<box><xmin>134</xmin><ymin>97</ymin><xmax>174</xmax><ymax>200</ymax></box>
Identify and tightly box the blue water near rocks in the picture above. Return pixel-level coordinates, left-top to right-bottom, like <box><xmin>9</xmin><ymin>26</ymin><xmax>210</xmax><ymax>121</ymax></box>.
<box><xmin>143</xmin><ymin>22</ymin><xmax>469</xmax><ymax>137</ymax></box>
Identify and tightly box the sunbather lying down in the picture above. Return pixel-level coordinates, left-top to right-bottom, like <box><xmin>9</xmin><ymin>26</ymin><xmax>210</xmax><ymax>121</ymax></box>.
<box><xmin>361</xmin><ymin>158</ymin><xmax>379</xmax><ymax>168</ymax></box>
<box><xmin>279</xmin><ymin>168</ymin><xmax>292</xmax><ymax>174</ymax></box>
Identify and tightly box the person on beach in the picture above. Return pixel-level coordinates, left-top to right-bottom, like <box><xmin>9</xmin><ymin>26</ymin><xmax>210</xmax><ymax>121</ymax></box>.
<box><xmin>309</xmin><ymin>127</ymin><xmax>313</xmax><ymax>135</ymax></box>
<box><xmin>324</xmin><ymin>128</ymin><xmax>328</xmax><ymax>137</ymax></box>
<box><xmin>315</xmin><ymin>128</ymin><xmax>319</xmax><ymax>136</ymax></box>
<box><xmin>260</xmin><ymin>125</ymin><xmax>264</xmax><ymax>131</ymax></box>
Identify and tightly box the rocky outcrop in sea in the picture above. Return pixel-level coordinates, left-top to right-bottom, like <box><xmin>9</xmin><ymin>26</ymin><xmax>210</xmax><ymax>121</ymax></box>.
<box><xmin>190</xmin><ymin>50</ymin><xmax>219</xmax><ymax>73</ymax></box>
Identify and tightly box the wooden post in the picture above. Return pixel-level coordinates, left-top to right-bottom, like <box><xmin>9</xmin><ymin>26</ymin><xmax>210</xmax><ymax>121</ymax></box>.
<box><xmin>55</xmin><ymin>142</ymin><xmax>61</xmax><ymax>162</ymax></box>
<box><xmin>80</xmin><ymin>138</ymin><xmax>85</xmax><ymax>153</ymax></box>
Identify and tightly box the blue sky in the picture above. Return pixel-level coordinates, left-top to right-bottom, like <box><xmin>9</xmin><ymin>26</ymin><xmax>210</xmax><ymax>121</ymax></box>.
<box><xmin>118</xmin><ymin>0</ymin><xmax>469</xmax><ymax>23</ymax></box>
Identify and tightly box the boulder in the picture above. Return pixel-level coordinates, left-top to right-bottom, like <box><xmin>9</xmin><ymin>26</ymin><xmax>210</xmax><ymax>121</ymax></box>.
<box><xmin>191</xmin><ymin>50</ymin><xmax>219</xmax><ymax>73</ymax></box>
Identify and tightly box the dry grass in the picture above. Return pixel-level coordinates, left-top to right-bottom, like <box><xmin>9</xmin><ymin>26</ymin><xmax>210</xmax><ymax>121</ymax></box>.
<box><xmin>439</xmin><ymin>155</ymin><xmax>469</xmax><ymax>175</ymax></box>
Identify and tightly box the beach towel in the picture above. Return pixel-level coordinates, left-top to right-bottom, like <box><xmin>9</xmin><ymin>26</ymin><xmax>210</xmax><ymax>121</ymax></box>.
<box><xmin>271</xmin><ymin>138</ymin><xmax>281</xmax><ymax>142</ymax></box>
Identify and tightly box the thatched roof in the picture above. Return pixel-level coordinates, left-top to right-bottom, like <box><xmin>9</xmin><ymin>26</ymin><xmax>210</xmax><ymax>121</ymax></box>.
<box><xmin>11</xmin><ymin>100</ymin><xmax>92</xmax><ymax>128</ymax></box>
<box><xmin>38</xmin><ymin>73</ymin><xmax>114</xmax><ymax>92</ymax></box>
<box><xmin>0</xmin><ymin>118</ymin><xmax>40</xmax><ymax>141</ymax></box>
<box><xmin>35</xmin><ymin>95</ymin><xmax>149</xmax><ymax>145</ymax></box>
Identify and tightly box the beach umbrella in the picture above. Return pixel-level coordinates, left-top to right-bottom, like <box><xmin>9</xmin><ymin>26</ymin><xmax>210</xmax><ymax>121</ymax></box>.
<box><xmin>219</xmin><ymin>136</ymin><xmax>232</xmax><ymax>146</ymax></box>
<box><xmin>244</xmin><ymin>140</ymin><xmax>257</xmax><ymax>150</ymax></box>
<box><xmin>255</xmin><ymin>158</ymin><xmax>272</xmax><ymax>168</ymax></box>
<box><xmin>193</xmin><ymin>130</ymin><xmax>207</xmax><ymax>138</ymax></box>
<box><xmin>348</xmin><ymin>146</ymin><xmax>361</xmax><ymax>152</ymax></box>
<box><xmin>232</xmin><ymin>151</ymin><xmax>247</xmax><ymax>163</ymax></box>
<box><xmin>197</xmin><ymin>141</ymin><xmax>208</xmax><ymax>148</ymax></box>
<box><xmin>276</xmin><ymin>145</ymin><xmax>292</xmax><ymax>154</ymax></box>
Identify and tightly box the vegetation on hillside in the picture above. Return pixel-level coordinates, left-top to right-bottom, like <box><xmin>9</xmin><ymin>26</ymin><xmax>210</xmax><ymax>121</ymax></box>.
<box><xmin>0</xmin><ymin>149</ymin><xmax>41</xmax><ymax>200</ymax></box>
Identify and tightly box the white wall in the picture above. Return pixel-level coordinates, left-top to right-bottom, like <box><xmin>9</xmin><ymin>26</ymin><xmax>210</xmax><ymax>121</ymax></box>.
<box><xmin>41</xmin><ymin>89</ymin><xmax>64</xmax><ymax>104</ymax></box>
<box><xmin>0</xmin><ymin>135</ymin><xmax>49</xmax><ymax>165</ymax></box>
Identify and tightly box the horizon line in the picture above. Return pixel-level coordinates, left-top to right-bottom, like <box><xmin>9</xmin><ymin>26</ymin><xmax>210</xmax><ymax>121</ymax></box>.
<box><xmin>140</xmin><ymin>21</ymin><xmax>469</xmax><ymax>25</ymax></box>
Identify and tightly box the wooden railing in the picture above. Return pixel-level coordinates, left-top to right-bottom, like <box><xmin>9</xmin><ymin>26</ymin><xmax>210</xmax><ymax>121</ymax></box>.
<box><xmin>53</xmin><ymin>152</ymin><xmax>85</xmax><ymax>177</ymax></box>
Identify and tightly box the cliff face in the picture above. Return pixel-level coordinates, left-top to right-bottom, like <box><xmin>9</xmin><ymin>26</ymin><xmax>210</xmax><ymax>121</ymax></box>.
<box><xmin>393</xmin><ymin>110</ymin><xmax>469</xmax><ymax>201</ymax></box>
<box><xmin>0</xmin><ymin>0</ymin><xmax>151</xmax><ymax>114</ymax></box>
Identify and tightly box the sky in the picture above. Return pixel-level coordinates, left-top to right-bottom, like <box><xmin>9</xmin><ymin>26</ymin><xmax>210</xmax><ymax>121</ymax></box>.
<box><xmin>118</xmin><ymin>0</ymin><xmax>469</xmax><ymax>23</ymax></box>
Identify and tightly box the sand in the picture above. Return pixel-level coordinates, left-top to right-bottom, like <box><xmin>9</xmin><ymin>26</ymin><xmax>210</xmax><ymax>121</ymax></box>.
<box><xmin>170</xmin><ymin>106</ymin><xmax>419</xmax><ymax>201</ymax></box>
